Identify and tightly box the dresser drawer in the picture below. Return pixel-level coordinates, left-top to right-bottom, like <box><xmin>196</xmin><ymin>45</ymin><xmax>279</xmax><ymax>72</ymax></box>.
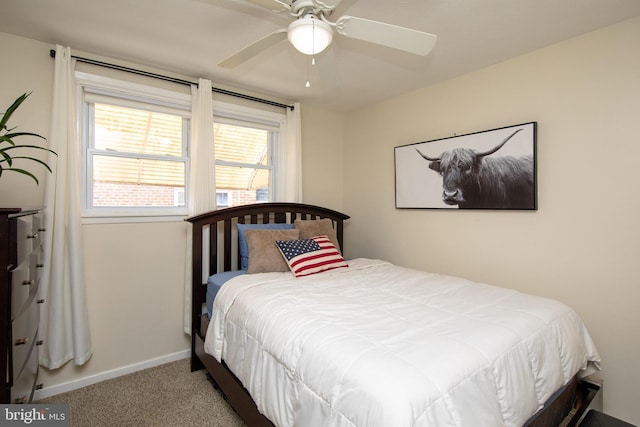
<box><xmin>11</xmin><ymin>255</ymin><xmax>41</xmax><ymax>320</ymax></box>
<box><xmin>31</xmin><ymin>213</ymin><xmax>44</xmax><ymax>239</ymax></box>
<box><xmin>10</xmin><ymin>347</ymin><xmax>39</xmax><ymax>404</ymax></box>
<box><xmin>15</xmin><ymin>216</ymin><xmax>35</xmax><ymax>263</ymax></box>
<box><xmin>11</xmin><ymin>301</ymin><xmax>39</xmax><ymax>382</ymax></box>
<box><xmin>30</xmin><ymin>214</ymin><xmax>45</xmax><ymax>264</ymax></box>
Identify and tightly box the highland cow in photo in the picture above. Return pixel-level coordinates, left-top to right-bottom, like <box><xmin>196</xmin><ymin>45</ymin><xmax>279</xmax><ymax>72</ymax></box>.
<box><xmin>415</xmin><ymin>129</ymin><xmax>534</xmax><ymax>209</ymax></box>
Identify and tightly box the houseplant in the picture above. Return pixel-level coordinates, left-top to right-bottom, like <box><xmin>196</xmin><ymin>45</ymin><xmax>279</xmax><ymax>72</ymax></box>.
<box><xmin>0</xmin><ymin>92</ymin><xmax>56</xmax><ymax>185</ymax></box>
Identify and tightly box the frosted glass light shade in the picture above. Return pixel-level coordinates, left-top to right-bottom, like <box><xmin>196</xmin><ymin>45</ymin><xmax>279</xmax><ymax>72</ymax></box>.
<box><xmin>288</xmin><ymin>16</ymin><xmax>333</xmax><ymax>55</ymax></box>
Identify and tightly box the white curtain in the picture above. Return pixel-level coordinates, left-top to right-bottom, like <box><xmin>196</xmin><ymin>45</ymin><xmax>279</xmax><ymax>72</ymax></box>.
<box><xmin>277</xmin><ymin>102</ymin><xmax>303</xmax><ymax>202</ymax></box>
<box><xmin>182</xmin><ymin>94</ymin><xmax>301</xmax><ymax>332</ymax></box>
<box><xmin>183</xmin><ymin>79</ymin><xmax>216</xmax><ymax>333</ymax></box>
<box><xmin>39</xmin><ymin>45</ymin><xmax>92</xmax><ymax>369</ymax></box>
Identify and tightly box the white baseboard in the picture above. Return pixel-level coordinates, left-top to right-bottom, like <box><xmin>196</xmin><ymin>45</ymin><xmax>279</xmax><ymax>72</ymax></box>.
<box><xmin>34</xmin><ymin>349</ymin><xmax>191</xmax><ymax>401</ymax></box>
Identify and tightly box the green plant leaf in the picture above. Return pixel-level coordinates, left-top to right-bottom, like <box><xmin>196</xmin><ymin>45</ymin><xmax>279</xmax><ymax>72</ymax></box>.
<box><xmin>0</xmin><ymin>92</ymin><xmax>29</xmax><ymax>131</ymax></box>
<box><xmin>0</xmin><ymin>136</ymin><xmax>17</xmax><ymax>146</ymax></box>
<box><xmin>0</xmin><ymin>144</ymin><xmax>57</xmax><ymax>155</ymax></box>
<box><xmin>3</xmin><ymin>167</ymin><xmax>40</xmax><ymax>185</ymax></box>
<box><xmin>0</xmin><ymin>155</ymin><xmax>53</xmax><ymax>173</ymax></box>
<box><xmin>0</xmin><ymin>92</ymin><xmax>55</xmax><ymax>185</ymax></box>
<box><xmin>3</xmin><ymin>131</ymin><xmax>47</xmax><ymax>141</ymax></box>
<box><xmin>0</xmin><ymin>149</ymin><xmax>12</xmax><ymax>165</ymax></box>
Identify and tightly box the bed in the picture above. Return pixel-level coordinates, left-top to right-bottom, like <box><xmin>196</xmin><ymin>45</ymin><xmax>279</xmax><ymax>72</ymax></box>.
<box><xmin>186</xmin><ymin>202</ymin><xmax>601</xmax><ymax>427</ymax></box>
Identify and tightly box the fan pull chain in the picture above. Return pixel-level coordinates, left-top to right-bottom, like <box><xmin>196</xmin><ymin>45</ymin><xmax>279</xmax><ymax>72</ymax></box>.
<box><xmin>306</xmin><ymin>19</ymin><xmax>318</xmax><ymax>88</ymax></box>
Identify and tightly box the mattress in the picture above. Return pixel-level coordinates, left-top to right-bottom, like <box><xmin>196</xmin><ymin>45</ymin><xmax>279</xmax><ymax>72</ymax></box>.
<box><xmin>206</xmin><ymin>270</ymin><xmax>246</xmax><ymax>318</ymax></box>
<box><xmin>205</xmin><ymin>258</ymin><xmax>601</xmax><ymax>427</ymax></box>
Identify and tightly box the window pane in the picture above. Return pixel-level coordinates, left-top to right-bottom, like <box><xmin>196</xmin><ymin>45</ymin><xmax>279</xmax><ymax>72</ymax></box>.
<box><xmin>92</xmin><ymin>155</ymin><xmax>185</xmax><ymax>207</ymax></box>
<box><xmin>87</xmin><ymin>100</ymin><xmax>188</xmax><ymax>211</ymax></box>
<box><xmin>214</xmin><ymin>123</ymin><xmax>268</xmax><ymax>165</ymax></box>
<box><xmin>95</xmin><ymin>103</ymin><xmax>184</xmax><ymax>157</ymax></box>
<box><xmin>216</xmin><ymin>165</ymin><xmax>270</xmax><ymax>190</ymax></box>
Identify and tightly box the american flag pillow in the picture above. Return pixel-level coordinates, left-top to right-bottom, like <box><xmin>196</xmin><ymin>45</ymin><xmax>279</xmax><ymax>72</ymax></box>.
<box><xmin>275</xmin><ymin>235</ymin><xmax>348</xmax><ymax>277</ymax></box>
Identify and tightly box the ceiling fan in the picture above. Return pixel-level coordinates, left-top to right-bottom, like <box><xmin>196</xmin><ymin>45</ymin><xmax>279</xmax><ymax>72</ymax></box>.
<box><xmin>218</xmin><ymin>0</ymin><xmax>437</xmax><ymax>68</ymax></box>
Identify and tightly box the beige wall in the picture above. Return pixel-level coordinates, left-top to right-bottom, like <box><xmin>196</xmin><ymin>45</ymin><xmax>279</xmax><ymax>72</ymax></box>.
<box><xmin>0</xmin><ymin>32</ymin><xmax>343</xmax><ymax>394</ymax></box>
<box><xmin>300</xmin><ymin>104</ymin><xmax>345</xmax><ymax>212</ymax></box>
<box><xmin>0</xmin><ymin>33</ymin><xmax>53</xmax><ymax>205</ymax></box>
<box><xmin>342</xmin><ymin>16</ymin><xmax>640</xmax><ymax>424</ymax></box>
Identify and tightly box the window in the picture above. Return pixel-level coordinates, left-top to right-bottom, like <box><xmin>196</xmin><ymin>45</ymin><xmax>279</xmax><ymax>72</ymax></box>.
<box><xmin>213</xmin><ymin>116</ymin><xmax>277</xmax><ymax>208</ymax></box>
<box><xmin>214</xmin><ymin>191</ymin><xmax>229</xmax><ymax>208</ymax></box>
<box><xmin>78</xmin><ymin>73</ymin><xmax>191</xmax><ymax>218</ymax></box>
<box><xmin>77</xmin><ymin>73</ymin><xmax>288</xmax><ymax>221</ymax></box>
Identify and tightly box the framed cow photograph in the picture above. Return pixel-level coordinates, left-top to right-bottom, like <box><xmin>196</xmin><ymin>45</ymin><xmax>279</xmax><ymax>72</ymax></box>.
<box><xmin>394</xmin><ymin>122</ymin><xmax>537</xmax><ymax>210</ymax></box>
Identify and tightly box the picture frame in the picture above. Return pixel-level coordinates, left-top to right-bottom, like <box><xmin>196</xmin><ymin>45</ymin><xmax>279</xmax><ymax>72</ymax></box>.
<box><xmin>394</xmin><ymin>122</ymin><xmax>537</xmax><ymax>210</ymax></box>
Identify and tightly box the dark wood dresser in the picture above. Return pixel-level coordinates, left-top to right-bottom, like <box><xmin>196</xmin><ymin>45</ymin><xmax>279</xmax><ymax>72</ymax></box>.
<box><xmin>1</xmin><ymin>207</ymin><xmax>45</xmax><ymax>404</ymax></box>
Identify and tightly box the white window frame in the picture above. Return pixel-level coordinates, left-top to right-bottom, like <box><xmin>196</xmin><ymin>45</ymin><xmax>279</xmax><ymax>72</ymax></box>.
<box><xmin>212</xmin><ymin>100</ymin><xmax>286</xmax><ymax>205</ymax></box>
<box><xmin>75</xmin><ymin>73</ymin><xmax>289</xmax><ymax>223</ymax></box>
<box><xmin>76</xmin><ymin>72</ymin><xmax>192</xmax><ymax>223</ymax></box>
<box><xmin>216</xmin><ymin>190</ymin><xmax>231</xmax><ymax>208</ymax></box>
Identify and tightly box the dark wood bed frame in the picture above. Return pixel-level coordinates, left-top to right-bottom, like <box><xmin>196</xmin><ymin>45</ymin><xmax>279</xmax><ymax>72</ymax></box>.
<box><xmin>186</xmin><ymin>202</ymin><xmax>598</xmax><ymax>427</ymax></box>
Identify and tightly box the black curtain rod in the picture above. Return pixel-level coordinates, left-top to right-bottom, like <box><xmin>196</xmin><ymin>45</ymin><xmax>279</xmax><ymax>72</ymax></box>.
<box><xmin>49</xmin><ymin>49</ymin><xmax>294</xmax><ymax>111</ymax></box>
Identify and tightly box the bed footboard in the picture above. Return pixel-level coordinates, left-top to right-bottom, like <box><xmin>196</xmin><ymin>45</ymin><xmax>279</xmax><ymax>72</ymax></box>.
<box><xmin>524</xmin><ymin>377</ymin><xmax>600</xmax><ymax>427</ymax></box>
<box><xmin>194</xmin><ymin>325</ymin><xmax>273</xmax><ymax>426</ymax></box>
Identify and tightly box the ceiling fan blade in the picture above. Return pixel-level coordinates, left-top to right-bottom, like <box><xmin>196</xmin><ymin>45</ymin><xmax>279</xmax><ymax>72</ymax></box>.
<box><xmin>313</xmin><ymin>0</ymin><xmax>343</xmax><ymax>11</ymax></box>
<box><xmin>244</xmin><ymin>0</ymin><xmax>291</xmax><ymax>11</ymax></box>
<box><xmin>335</xmin><ymin>16</ymin><xmax>437</xmax><ymax>56</ymax></box>
<box><xmin>218</xmin><ymin>29</ymin><xmax>288</xmax><ymax>68</ymax></box>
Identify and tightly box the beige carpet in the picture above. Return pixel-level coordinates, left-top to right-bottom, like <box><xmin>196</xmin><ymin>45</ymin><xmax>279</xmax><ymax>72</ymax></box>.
<box><xmin>37</xmin><ymin>358</ymin><xmax>245</xmax><ymax>427</ymax></box>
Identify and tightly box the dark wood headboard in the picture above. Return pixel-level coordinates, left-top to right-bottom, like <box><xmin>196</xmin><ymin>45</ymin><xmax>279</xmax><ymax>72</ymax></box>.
<box><xmin>185</xmin><ymin>203</ymin><xmax>350</xmax><ymax>337</ymax></box>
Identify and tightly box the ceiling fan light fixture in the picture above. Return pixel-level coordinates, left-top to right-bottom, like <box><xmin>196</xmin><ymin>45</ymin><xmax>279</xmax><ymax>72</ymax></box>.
<box><xmin>288</xmin><ymin>15</ymin><xmax>333</xmax><ymax>55</ymax></box>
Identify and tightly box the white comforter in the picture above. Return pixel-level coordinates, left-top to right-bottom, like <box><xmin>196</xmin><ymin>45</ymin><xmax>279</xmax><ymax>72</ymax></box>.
<box><xmin>205</xmin><ymin>258</ymin><xmax>600</xmax><ymax>427</ymax></box>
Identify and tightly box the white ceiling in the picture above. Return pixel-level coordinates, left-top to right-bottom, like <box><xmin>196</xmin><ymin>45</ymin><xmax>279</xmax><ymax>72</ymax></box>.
<box><xmin>2</xmin><ymin>0</ymin><xmax>640</xmax><ymax>112</ymax></box>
